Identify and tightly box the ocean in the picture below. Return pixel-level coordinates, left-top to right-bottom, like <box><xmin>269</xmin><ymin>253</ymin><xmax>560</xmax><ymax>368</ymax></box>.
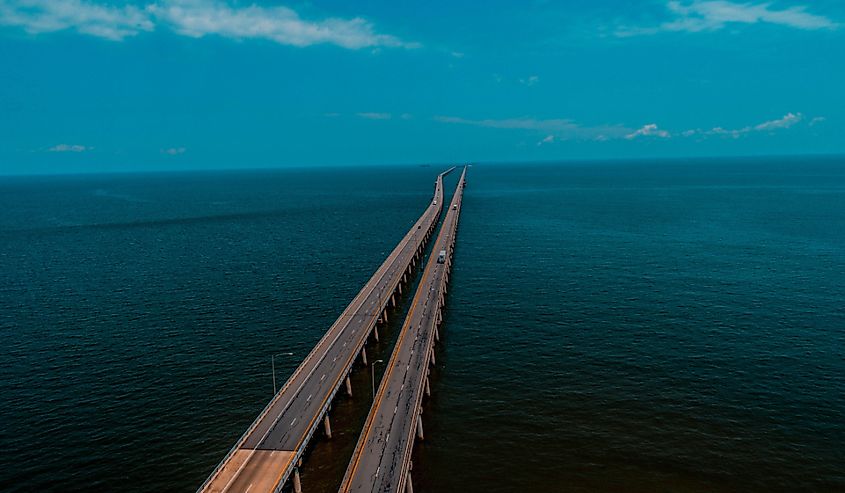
<box><xmin>1</xmin><ymin>157</ymin><xmax>843</xmax><ymax>492</ymax></box>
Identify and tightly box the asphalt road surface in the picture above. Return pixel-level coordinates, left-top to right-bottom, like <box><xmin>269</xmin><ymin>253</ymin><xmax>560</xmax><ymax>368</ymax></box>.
<box><xmin>200</xmin><ymin>168</ymin><xmax>455</xmax><ymax>493</ymax></box>
<box><xmin>339</xmin><ymin>167</ymin><xmax>467</xmax><ymax>493</ymax></box>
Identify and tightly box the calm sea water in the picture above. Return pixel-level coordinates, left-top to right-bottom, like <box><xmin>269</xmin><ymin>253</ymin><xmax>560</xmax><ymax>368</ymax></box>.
<box><xmin>1</xmin><ymin>158</ymin><xmax>843</xmax><ymax>492</ymax></box>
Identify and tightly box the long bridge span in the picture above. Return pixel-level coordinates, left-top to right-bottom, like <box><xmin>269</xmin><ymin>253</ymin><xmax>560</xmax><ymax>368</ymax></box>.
<box><xmin>339</xmin><ymin>166</ymin><xmax>467</xmax><ymax>493</ymax></box>
<box><xmin>199</xmin><ymin>167</ymin><xmax>455</xmax><ymax>493</ymax></box>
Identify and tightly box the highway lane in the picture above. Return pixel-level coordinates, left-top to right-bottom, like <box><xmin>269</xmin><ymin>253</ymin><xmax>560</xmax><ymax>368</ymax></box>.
<box><xmin>339</xmin><ymin>167</ymin><xmax>467</xmax><ymax>493</ymax></box>
<box><xmin>200</xmin><ymin>167</ymin><xmax>455</xmax><ymax>493</ymax></box>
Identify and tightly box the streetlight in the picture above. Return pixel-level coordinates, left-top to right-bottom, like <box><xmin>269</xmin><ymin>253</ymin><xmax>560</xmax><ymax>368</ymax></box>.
<box><xmin>371</xmin><ymin>359</ymin><xmax>384</xmax><ymax>398</ymax></box>
<box><xmin>272</xmin><ymin>352</ymin><xmax>294</xmax><ymax>395</ymax></box>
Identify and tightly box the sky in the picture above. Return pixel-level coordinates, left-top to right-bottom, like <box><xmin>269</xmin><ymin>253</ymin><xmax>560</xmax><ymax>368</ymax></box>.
<box><xmin>0</xmin><ymin>0</ymin><xmax>843</xmax><ymax>174</ymax></box>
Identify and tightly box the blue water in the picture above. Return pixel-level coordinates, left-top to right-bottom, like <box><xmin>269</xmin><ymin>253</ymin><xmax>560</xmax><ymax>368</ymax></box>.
<box><xmin>1</xmin><ymin>158</ymin><xmax>843</xmax><ymax>492</ymax></box>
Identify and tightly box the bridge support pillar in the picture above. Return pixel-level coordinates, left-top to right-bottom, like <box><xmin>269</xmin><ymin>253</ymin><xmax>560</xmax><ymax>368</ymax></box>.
<box><xmin>345</xmin><ymin>376</ymin><xmax>353</xmax><ymax>397</ymax></box>
<box><xmin>435</xmin><ymin>327</ymin><xmax>440</xmax><ymax>342</ymax></box>
<box><xmin>406</xmin><ymin>474</ymin><xmax>414</xmax><ymax>493</ymax></box>
<box><xmin>373</xmin><ymin>326</ymin><xmax>380</xmax><ymax>342</ymax></box>
<box><xmin>361</xmin><ymin>348</ymin><xmax>368</xmax><ymax>366</ymax></box>
<box><xmin>293</xmin><ymin>468</ymin><xmax>302</xmax><ymax>493</ymax></box>
<box><xmin>383</xmin><ymin>309</ymin><xmax>388</xmax><ymax>322</ymax></box>
<box><xmin>430</xmin><ymin>351</ymin><xmax>436</xmax><ymax>367</ymax></box>
<box><xmin>398</xmin><ymin>283</ymin><xmax>402</xmax><ymax>295</ymax></box>
<box><xmin>425</xmin><ymin>377</ymin><xmax>431</xmax><ymax>397</ymax></box>
<box><xmin>416</xmin><ymin>416</ymin><xmax>424</xmax><ymax>440</ymax></box>
<box><xmin>324</xmin><ymin>414</ymin><xmax>332</xmax><ymax>439</ymax></box>
<box><xmin>391</xmin><ymin>294</ymin><xmax>396</xmax><ymax>307</ymax></box>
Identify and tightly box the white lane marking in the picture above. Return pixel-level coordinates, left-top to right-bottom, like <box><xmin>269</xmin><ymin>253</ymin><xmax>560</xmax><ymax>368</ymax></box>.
<box><xmin>291</xmin><ymin>418</ymin><xmax>297</xmax><ymax>426</ymax></box>
<box><xmin>245</xmin><ymin>483</ymin><xmax>253</xmax><ymax>493</ymax></box>
<box><xmin>307</xmin><ymin>394</ymin><xmax>312</xmax><ymax>402</ymax></box>
<box><xmin>321</xmin><ymin>374</ymin><xmax>326</xmax><ymax>381</ymax></box>
<box><xmin>219</xmin><ymin>178</ymin><xmax>448</xmax><ymax>490</ymax></box>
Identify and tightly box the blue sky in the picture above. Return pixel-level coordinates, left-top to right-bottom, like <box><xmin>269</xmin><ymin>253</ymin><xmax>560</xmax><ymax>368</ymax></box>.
<box><xmin>1</xmin><ymin>0</ymin><xmax>843</xmax><ymax>174</ymax></box>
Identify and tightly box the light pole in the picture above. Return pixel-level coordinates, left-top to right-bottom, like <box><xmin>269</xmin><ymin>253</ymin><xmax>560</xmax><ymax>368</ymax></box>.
<box><xmin>272</xmin><ymin>352</ymin><xmax>294</xmax><ymax>395</ymax></box>
<box><xmin>371</xmin><ymin>359</ymin><xmax>384</xmax><ymax>398</ymax></box>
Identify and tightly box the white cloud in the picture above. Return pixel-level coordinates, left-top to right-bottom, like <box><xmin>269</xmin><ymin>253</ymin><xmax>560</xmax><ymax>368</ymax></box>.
<box><xmin>753</xmin><ymin>112</ymin><xmax>802</xmax><ymax>131</ymax></box>
<box><xmin>519</xmin><ymin>75</ymin><xmax>540</xmax><ymax>87</ymax></box>
<box><xmin>809</xmin><ymin>116</ymin><xmax>826</xmax><ymax>126</ymax></box>
<box><xmin>625</xmin><ymin>123</ymin><xmax>670</xmax><ymax>139</ymax></box>
<box><xmin>682</xmin><ymin>112</ymin><xmax>806</xmax><ymax>138</ymax></box>
<box><xmin>48</xmin><ymin>144</ymin><xmax>91</xmax><ymax>152</ymax></box>
<box><xmin>0</xmin><ymin>0</ymin><xmax>415</xmax><ymax>49</ymax></box>
<box><xmin>617</xmin><ymin>1</ymin><xmax>838</xmax><ymax>36</ymax></box>
<box><xmin>0</xmin><ymin>0</ymin><xmax>154</xmax><ymax>40</ymax></box>
<box><xmin>161</xmin><ymin>147</ymin><xmax>186</xmax><ymax>155</ymax></box>
<box><xmin>149</xmin><ymin>0</ymin><xmax>416</xmax><ymax>49</ymax></box>
<box><xmin>436</xmin><ymin>112</ymin><xmax>812</xmax><ymax>143</ymax></box>
<box><xmin>537</xmin><ymin>135</ymin><xmax>555</xmax><ymax>146</ymax></box>
<box><xmin>357</xmin><ymin>112</ymin><xmax>392</xmax><ymax>120</ymax></box>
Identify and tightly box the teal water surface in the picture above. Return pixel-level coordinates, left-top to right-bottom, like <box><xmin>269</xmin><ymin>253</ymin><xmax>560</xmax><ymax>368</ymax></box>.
<box><xmin>1</xmin><ymin>158</ymin><xmax>843</xmax><ymax>492</ymax></box>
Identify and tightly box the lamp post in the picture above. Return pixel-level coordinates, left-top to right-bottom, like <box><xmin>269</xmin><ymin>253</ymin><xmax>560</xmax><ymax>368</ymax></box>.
<box><xmin>272</xmin><ymin>352</ymin><xmax>294</xmax><ymax>395</ymax></box>
<box><xmin>371</xmin><ymin>359</ymin><xmax>384</xmax><ymax>398</ymax></box>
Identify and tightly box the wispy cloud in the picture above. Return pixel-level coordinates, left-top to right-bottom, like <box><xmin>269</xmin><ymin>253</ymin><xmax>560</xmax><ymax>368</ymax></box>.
<box><xmin>357</xmin><ymin>112</ymin><xmax>392</xmax><ymax>120</ymax></box>
<box><xmin>149</xmin><ymin>0</ymin><xmax>417</xmax><ymax>49</ymax></box>
<box><xmin>687</xmin><ymin>112</ymin><xmax>805</xmax><ymax>138</ymax></box>
<box><xmin>753</xmin><ymin>112</ymin><xmax>802</xmax><ymax>131</ymax></box>
<box><xmin>625</xmin><ymin>123</ymin><xmax>670</xmax><ymax>139</ymax></box>
<box><xmin>48</xmin><ymin>144</ymin><xmax>91</xmax><ymax>152</ymax></box>
<box><xmin>0</xmin><ymin>0</ymin><xmax>416</xmax><ymax>49</ymax></box>
<box><xmin>0</xmin><ymin>0</ymin><xmax>154</xmax><ymax>40</ymax></box>
<box><xmin>162</xmin><ymin>147</ymin><xmax>186</xmax><ymax>155</ymax></box>
<box><xmin>435</xmin><ymin>112</ymin><xmax>813</xmax><ymax>143</ymax></box>
<box><xmin>617</xmin><ymin>1</ymin><xmax>838</xmax><ymax>36</ymax></box>
<box><xmin>434</xmin><ymin>115</ymin><xmax>630</xmax><ymax>141</ymax></box>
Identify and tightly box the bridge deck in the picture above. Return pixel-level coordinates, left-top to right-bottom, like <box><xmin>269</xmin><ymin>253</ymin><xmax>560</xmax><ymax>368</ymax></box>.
<box><xmin>199</xmin><ymin>167</ymin><xmax>456</xmax><ymax>493</ymax></box>
<box><xmin>339</xmin><ymin>167</ymin><xmax>467</xmax><ymax>493</ymax></box>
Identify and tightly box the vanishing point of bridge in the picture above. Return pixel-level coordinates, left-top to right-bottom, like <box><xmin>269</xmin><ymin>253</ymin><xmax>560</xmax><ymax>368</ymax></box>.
<box><xmin>199</xmin><ymin>166</ymin><xmax>467</xmax><ymax>493</ymax></box>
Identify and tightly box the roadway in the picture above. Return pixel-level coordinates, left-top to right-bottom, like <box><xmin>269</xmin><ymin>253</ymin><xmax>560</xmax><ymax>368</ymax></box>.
<box><xmin>199</xmin><ymin>167</ymin><xmax>455</xmax><ymax>493</ymax></box>
<box><xmin>339</xmin><ymin>166</ymin><xmax>467</xmax><ymax>493</ymax></box>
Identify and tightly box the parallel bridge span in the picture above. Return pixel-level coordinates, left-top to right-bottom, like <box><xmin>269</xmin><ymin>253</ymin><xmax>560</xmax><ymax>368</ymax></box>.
<box><xmin>339</xmin><ymin>166</ymin><xmax>468</xmax><ymax>493</ymax></box>
<box><xmin>198</xmin><ymin>167</ymin><xmax>456</xmax><ymax>493</ymax></box>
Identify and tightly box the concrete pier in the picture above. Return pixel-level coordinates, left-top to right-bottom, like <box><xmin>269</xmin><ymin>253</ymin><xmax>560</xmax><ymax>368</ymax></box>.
<box><xmin>198</xmin><ymin>168</ymin><xmax>457</xmax><ymax>493</ymax></box>
<box><xmin>323</xmin><ymin>415</ymin><xmax>332</xmax><ymax>439</ymax></box>
<box><xmin>339</xmin><ymin>167</ymin><xmax>467</xmax><ymax>493</ymax></box>
<box><xmin>293</xmin><ymin>469</ymin><xmax>302</xmax><ymax>493</ymax></box>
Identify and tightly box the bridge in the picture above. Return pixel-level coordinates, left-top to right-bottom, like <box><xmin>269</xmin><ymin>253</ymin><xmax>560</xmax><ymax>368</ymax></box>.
<box><xmin>199</xmin><ymin>167</ymin><xmax>456</xmax><ymax>493</ymax></box>
<box><xmin>339</xmin><ymin>166</ymin><xmax>467</xmax><ymax>493</ymax></box>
